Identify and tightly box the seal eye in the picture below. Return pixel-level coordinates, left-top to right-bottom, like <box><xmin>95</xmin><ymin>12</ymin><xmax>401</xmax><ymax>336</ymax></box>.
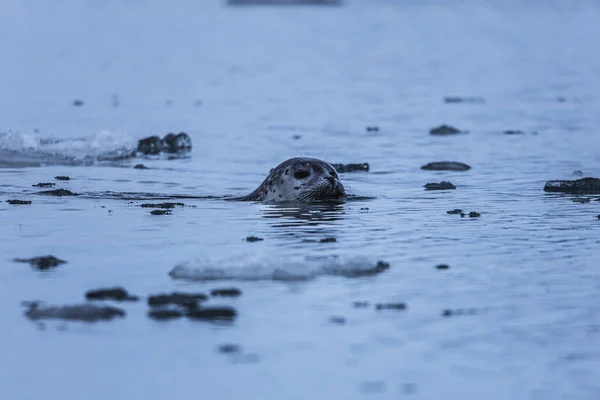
<box><xmin>294</xmin><ymin>170</ymin><xmax>310</xmax><ymax>180</ymax></box>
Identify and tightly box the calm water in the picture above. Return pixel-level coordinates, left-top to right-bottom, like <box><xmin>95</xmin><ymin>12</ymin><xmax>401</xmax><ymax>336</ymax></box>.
<box><xmin>1</xmin><ymin>0</ymin><xmax>600</xmax><ymax>399</ymax></box>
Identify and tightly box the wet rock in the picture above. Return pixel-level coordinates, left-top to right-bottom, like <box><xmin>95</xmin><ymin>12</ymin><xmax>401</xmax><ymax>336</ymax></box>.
<box><xmin>375</xmin><ymin>302</ymin><xmax>407</xmax><ymax>311</ymax></box>
<box><xmin>85</xmin><ymin>287</ymin><xmax>139</xmax><ymax>302</ymax></box>
<box><xmin>6</xmin><ymin>199</ymin><xmax>32</xmax><ymax>205</ymax></box>
<box><xmin>137</xmin><ymin>136</ymin><xmax>163</xmax><ymax>155</ymax></box>
<box><xmin>134</xmin><ymin>164</ymin><xmax>149</xmax><ymax>169</ymax></box>
<box><xmin>572</xmin><ymin>198</ymin><xmax>591</xmax><ymax>203</ymax></box>
<box><xmin>436</xmin><ymin>264</ymin><xmax>450</xmax><ymax>270</ymax></box>
<box><xmin>32</xmin><ymin>182</ymin><xmax>55</xmax><ymax>188</ymax></box>
<box><xmin>421</xmin><ymin>162</ymin><xmax>471</xmax><ymax>171</ymax></box>
<box><xmin>544</xmin><ymin>178</ymin><xmax>600</xmax><ymax>194</ymax></box>
<box><xmin>55</xmin><ymin>176</ymin><xmax>71</xmax><ymax>181</ymax></box>
<box><xmin>331</xmin><ymin>162</ymin><xmax>370</xmax><ymax>173</ymax></box>
<box><xmin>245</xmin><ymin>236</ymin><xmax>264</xmax><ymax>242</ymax></box>
<box><xmin>186</xmin><ymin>306</ymin><xmax>237</xmax><ymax>321</ymax></box>
<box><xmin>14</xmin><ymin>255</ymin><xmax>67</xmax><ymax>270</ymax></box>
<box><xmin>217</xmin><ymin>343</ymin><xmax>242</xmax><ymax>354</ymax></box>
<box><xmin>137</xmin><ymin>132</ymin><xmax>192</xmax><ymax>155</ymax></box>
<box><xmin>211</xmin><ymin>288</ymin><xmax>242</xmax><ymax>297</ymax></box>
<box><xmin>150</xmin><ymin>209</ymin><xmax>171</xmax><ymax>215</ymax></box>
<box><xmin>353</xmin><ymin>301</ymin><xmax>370</xmax><ymax>308</ymax></box>
<box><xmin>72</xmin><ymin>99</ymin><xmax>84</xmax><ymax>107</ymax></box>
<box><xmin>148</xmin><ymin>292</ymin><xmax>208</xmax><ymax>308</ymax></box>
<box><xmin>320</xmin><ymin>237</ymin><xmax>337</xmax><ymax>243</ymax></box>
<box><xmin>424</xmin><ymin>181</ymin><xmax>456</xmax><ymax>190</ymax></box>
<box><xmin>443</xmin><ymin>96</ymin><xmax>484</xmax><ymax>104</ymax></box>
<box><xmin>140</xmin><ymin>202</ymin><xmax>185</xmax><ymax>209</ymax></box>
<box><xmin>468</xmin><ymin>212</ymin><xmax>481</xmax><ymax>218</ymax></box>
<box><xmin>329</xmin><ymin>316</ymin><xmax>346</xmax><ymax>325</ymax></box>
<box><xmin>24</xmin><ymin>301</ymin><xmax>125</xmax><ymax>322</ymax></box>
<box><xmin>37</xmin><ymin>189</ymin><xmax>79</xmax><ymax>196</ymax></box>
<box><xmin>365</xmin><ymin>126</ymin><xmax>379</xmax><ymax>132</ymax></box>
<box><xmin>503</xmin><ymin>130</ymin><xmax>525</xmax><ymax>135</ymax></box>
<box><xmin>447</xmin><ymin>209</ymin><xmax>462</xmax><ymax>214</ymax></box>
<box><xmin>429</xmin><ymin>124</ymin><xmax>462</xmax><ymax>135</ymax></box>
<box><xmin>148</xmin><ymin>308</ymin><xmax>185</xmax><ymax>320</ymax></box>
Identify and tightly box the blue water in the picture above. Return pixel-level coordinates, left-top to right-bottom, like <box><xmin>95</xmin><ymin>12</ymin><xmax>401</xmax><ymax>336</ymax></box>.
<box><xmin>1</xmin><ymin>0</ymin><xmax>600</xmax><ymax>399</ymax></box>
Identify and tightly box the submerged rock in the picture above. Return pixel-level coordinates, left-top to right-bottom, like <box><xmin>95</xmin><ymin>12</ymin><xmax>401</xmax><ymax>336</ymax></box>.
<box><xmin>331</xmin><ymin>162</ymin><xmax>370</xmax><ymax>173</ymax></box>
<box><xmin>32</xmin><ymin>182</ymin><xmax>55</xmax><ymax>188</ymax></box>
<box><xmin>6</xmin><ymin>199</ymin><xmax>32</xmax><ymax>205</ymax></box>
<box><xmin>447</xmin><ymin>209</ymin><xmax>462</xmax><ymax>214</ymax></box>
<box><xmin>150</xmin><ymin>209</ymin><xmax>171</xmax><ymax>215</ymax></box>
<box><xmin>544</xmin><ymin>178</ymin><xmax>600</xmax><ymax>194</ymax></box>
<box><xmin>85</xmin><ymin>287</ymin><xmax>139</xmax><ymax>302</ymax></box>
<box><xmin>245</xmin><ymin>236</ymin><xmax>264</xmax><ymax>242</ymax></box>
<box><xmin>134</xmin><ymin>164</ymin><xmax>149</xmax><ymax>169</ymax></box>
<box><xmin>37</xmin><ymin>189</ymin><xmax>79</xmax><ymax>196</ymax></box>
<box><xmin>424</xmin><ymin>181</ymin><xmax>456</xmax><ymax>190</ymax></box>
<box><xmin>436</xmin><ymin>264</ymin><xmax>450</xmax><ymax>270</ymax></box>
<box><xmin>187</xmin><ymin>306</ymin><xmax>237</xmax><ymax>321</ymax></box>
<box><xmin>24</xmin><ymin>301</ymin><xmax>125</xmax><ymax>322</ymax></box>
<box><xmin>148</xmin><ymin>308</ymin><xmax>185</xmax><ymax>320</ymax></box>
<box><xmin>421</xmin><ymin>162</ymin><xmax>471</xmax><ymax>171</ymax></box>
<box><xmin>14</xmin><ymin>255</ymin><xmax>67</xmax><ymax>270</ymax></box>
<box><xmin>365</xmin><ymin>126</ymin><xmax>379</xmax><ymax>132</ymax></box>
<box><xmin>429</xmin><ymin>125</ymin><xmax>462</xmax><ymax>135</ymax></box>
<box><xmin>55</xmin><ymin>176</ymin><xmax>71</xmax><ymax>181</ymax></box>
<box><xmin>148</xmin><ymin>292</ymin><xmax>208</xmax><ymax>308</ymax></box>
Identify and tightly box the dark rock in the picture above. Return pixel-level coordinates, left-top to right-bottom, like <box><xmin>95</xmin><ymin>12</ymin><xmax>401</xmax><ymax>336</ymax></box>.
<box><xmin>37</xmin><ymin>189</ymin><xmax>78</xmax><ymax>196</ymax></box>
<box><xmin>24</xmin><ymin>301</ymin><xmax>125</xmax><ymax>322</ymax></box>
<box><xmin>503</xmin><ymin>130</ymin><xmax>525</xmax><ymax>135</ymax></box>
<box><xmin>211</xmin><ymin>288</ymin><xmax>242</xmax><ymax>297</ymax></box>
<box><xmin>375</xmin><ymin>302</ymin><xmax>407</xmax><ymax>311</ymax></box>
<box><xmin>436</xmin><ymin>264</ymin><xmax>450</xmax><ymax>270</ymax></box>
<box><xmin>148</xmin><ymin>308</ymin><xmax>185</xmax><ymax>320</ymax></box>
<box><xmin>365</xmin><ymin>126</ymin><xmax>379</xmax><ymax>132</ymax></box>
<box><xmin>447</xmin><ymin>209</ymin><xmax>462</xmax><ymax>214</ymax></box>
<box><xmin>137</xmin><ymin>135</ymin><xmax>163</xmax><ymax>155</ymax></box>
<box><xmin>148</xmin><ymin>292</ymin><xmax>208</xmax><ymax>308</ymax></box>
<box><xmin>6</xmin><ymin>199</ymin><xmax>32</xmax><ymax>205</ymax></box>
<box><xmin>85</xmin><ymin>287</ymin><xmax>139</xmax><ymax>302</ymax></box>
<box><xmin>186</xmin><ymin>306</ymin><xmax>237</xmax><ymax>321</ymax></box>
<box><xmin>32</xmin><ymin>182</ymin><xmax>55</xmax><ymax>188</ymax></box>
<box><xmin>352</xmin><ymin>301</ymin><xmax>370</xmax><ymax>308</ymax></box>
<box><xmin>330</xmin><ymin>162</ymin><xmax>370</xmax><ymax>173</ymax></box>
<box><xmin>134</xmin><ymin>164</ymin><xmax>149</xmax><ymax>169</ymax></box>
<box><xmin>140</xmin><ymin>202</ymin><xmax>184</xmax><ymax>209</ymax></box>
<box><xmin>597</xmin><ymin>215</ymin><xmax>600</xmax><ymax>220</ymax></box>
<box><xmin>245</xmin><ymin>236</ymin><xmax>264</xmax><ymax>242</ymax></box>
<box><xmin>54</xmin><ymin>176</ymin><xmax>71</xmax><ymax>181</ymax></box>
<box><xmin>14</xmin><ymin>255</ymin><xmax>67</xmax><ymax>270</ymax></box>
<box><xmin>329</xmin><ymin>316</ymin><xmax>346</xmax><ymax>325</ymax></box>
<box><xmin>424</xmin><ymin>181</ymin><xmax>456</xmax><ymax>190</ymax></box>
<box><xmin>421</xmin><ymin>162</ymin><xmax>471</xmax><ymax>171</ymax></box>
<box><xmin>150</xmin><ymin>209</ymin><xmax>171</xmax><ymax>215</ymax></box>
<box><xmin>217</xmin><ymin>344</ymin><xmax>241</xmax><ymax>354</ymax></box>
<box><xmin>72</xmin><ymin>99</ymin><xmax>84</xmax><ymax>107</ymax></box>
<box><xmin>544</xmin><ymin>178</ymin><xmax>600</xmax><ymax>194</ymax></box>
<box><xmin>429</xmin><ymin>124</ymin><xmax>462</xmax><ymax>135</ymax></box>
<box><xmin>443</xmin><ymin>97</ymin><xmax>484</xmax><ymax>104</ymax></box>
<box><xmin>572</xmin><ymin>198</ymin><xmax>591</xmax><ymax>203</ymax></box>
<box><xmin>137</xmin><ymin>132</ymin><xmax>192</xmax><ymax>155</ymax></box>
<box><xmin>319</xmin><ymin>237</ymin><xmax>337</xmax><ymax>243</ymax></box>
<box><xmin>469</xmin><ymin>212</ymin><xmax>481</xmax><ymax>218</ymax></box>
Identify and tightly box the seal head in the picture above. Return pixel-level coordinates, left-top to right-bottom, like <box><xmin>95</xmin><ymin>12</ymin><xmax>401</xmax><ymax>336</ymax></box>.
<box><xmin>234</xmin><ymin>157</ymin><xmax>346</xmax><ymax>202</ymax></box>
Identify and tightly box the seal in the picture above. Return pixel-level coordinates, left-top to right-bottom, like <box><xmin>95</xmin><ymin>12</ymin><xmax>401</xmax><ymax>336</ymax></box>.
<box><xmin>233</xmin><ymin>157</ymin><xmax>346</xmax><ymax>202</ymax></box>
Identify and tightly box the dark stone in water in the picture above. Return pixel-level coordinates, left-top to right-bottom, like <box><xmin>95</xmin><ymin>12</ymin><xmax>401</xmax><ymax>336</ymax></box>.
<box><xmin>32</xmin><ymin>182</ymin><xmax>55</xmax><ymax>188</ymax></box>
<box><xmin>443</xmin><ymin>96</ymin><xmax>484</xmax><ymax>104</ymax></box>
<box><xmin>503</xmin><ymin>130</ymin><xmax>525</xmax><ymax>135</ymax></box>
<box><xmin>186</xmin><ymin>306</ymin><xmax>237</xmax><ymax>321</ymax></box>
<box><xmin>140</xmin><ymin>202</ymin><xmax>185</xmax><ymax>209</ymax></box>
<box><xmin>85</xmin><ymin>287</ymin><xmax>139</xmax><ymax>302</ymax></box>
<box><xmin>150</xmin><ymin>209</ymin><xmax>171</xmax><ymax>215</ymax></box>
<box><xmin>217</xmin><ymin>343</ymin><xmax>241</xmax><ymax>354</ymax></box>
<box><xmin>72</xmin><ymin>99</ymin><xmax>85</xmax><ymax>107</ymax></box>
<box><xmin>424</xmin><ymin>181</ymin><xmax>456</xmax><ymax>190</ymax></box>
<box><xmin>14</xmin><ymin>255</ymin><xmax>67</xmax><ymax>270</ymax></box>
<box><xmin>55</xmin><ymin>176</ymin><xmax>71</xmax><ymax>181</ymax></box>
<box><xmin>148</xmin><ymin>292</ymin><xmax>208</xmax><ymax>308</ymax></box>
<box><xmin>468</xmin><ymin>212</ymin><xmax>481</xmax><ymax>218</ymax></box>
<box><xmin>245</xmin><ymin>236</ymin><xmax>264</xmax><ymax>242</ymax></box>
<box><xmin>331</xmin><ymin>162</ymin><xmax>370</xmax><ymax>173</ymax></box>
<box><xmin>211</xmin><ymin>288</ymin><xmax>242</xmax><ymax>297</ymax></box>
<box><xmin>148</xmin><ymin>308</ymin><xmax>185</xmax><ymax>320</ymax></box>
<box><xmin>320</xmin><ymin>237</ymin><xmax>337</xmax><ymax>243</ymax></box>
<box><xmin>365</xmin><ymin>126</ymin><xmax>379</xmax><ymax>132</ymax></box>
<box><xmin>429</xmin><ymin>124</ymin><xmax>462</xmax><ymax>135</ymax></box>
<box><xmin>436</xmin><ymin>264</ymin><xmax>450</xmax><ymax>270</ymax></box>
<box><xmin>375</xmin><ymin>303</ymin><xmax>407</xmax><ymax>311</ymax></box>
<box><xmin>6</xmin><ymin>199</ymin><xmax>32</xmax><ymax>205</ymax></box>
<box><xmin>447</xmin><ymin>209</ymin><xmax>462</xmax><ymax>214</ymax></box>
<box><xmin>544</xmin><ymin>178</ymin><xmax>600</xmax><ymax>194</ymax></box>
<box><xmin>421</xmin><ymin>162</ymin><xmax>471</xmax><ymax>171</ymax></box>
<box><xmin>37</xmin><ymin>189</ymin><xmax>79</xmax><ymax>196</ymax></box>
<box><xmin>24</xmin><ymin>301</ymin><xmax>125</xmax><ymax>322</ymax></box>
<box><xmin>137</xmin><ymin>132</ymin><xmax>192</xmax><ymax>155</ymax></box>
<box><xmin>134</xmin><ymin>164</ymin><xmax>149</xmax><ymax>169</ymax></box>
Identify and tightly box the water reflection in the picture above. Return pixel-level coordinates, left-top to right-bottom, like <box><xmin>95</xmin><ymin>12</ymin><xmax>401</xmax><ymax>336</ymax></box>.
<box><xmin>261</xmin><ymin>202</ymin><xmax>346</xmax><ymax>228</ymax></box>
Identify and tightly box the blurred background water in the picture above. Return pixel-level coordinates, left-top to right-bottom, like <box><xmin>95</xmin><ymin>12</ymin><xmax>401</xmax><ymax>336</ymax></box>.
<box><xmin>1</xmin><ymin>0</ymin><xmax>600</xmax><ymax>399</ymax></box>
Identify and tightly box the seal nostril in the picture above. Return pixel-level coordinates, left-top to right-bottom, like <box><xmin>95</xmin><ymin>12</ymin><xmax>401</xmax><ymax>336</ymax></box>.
<box><xmin>325</xmin><ymin>176</ymin><xmax>335</xmax><ymax>187</ymax></box>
